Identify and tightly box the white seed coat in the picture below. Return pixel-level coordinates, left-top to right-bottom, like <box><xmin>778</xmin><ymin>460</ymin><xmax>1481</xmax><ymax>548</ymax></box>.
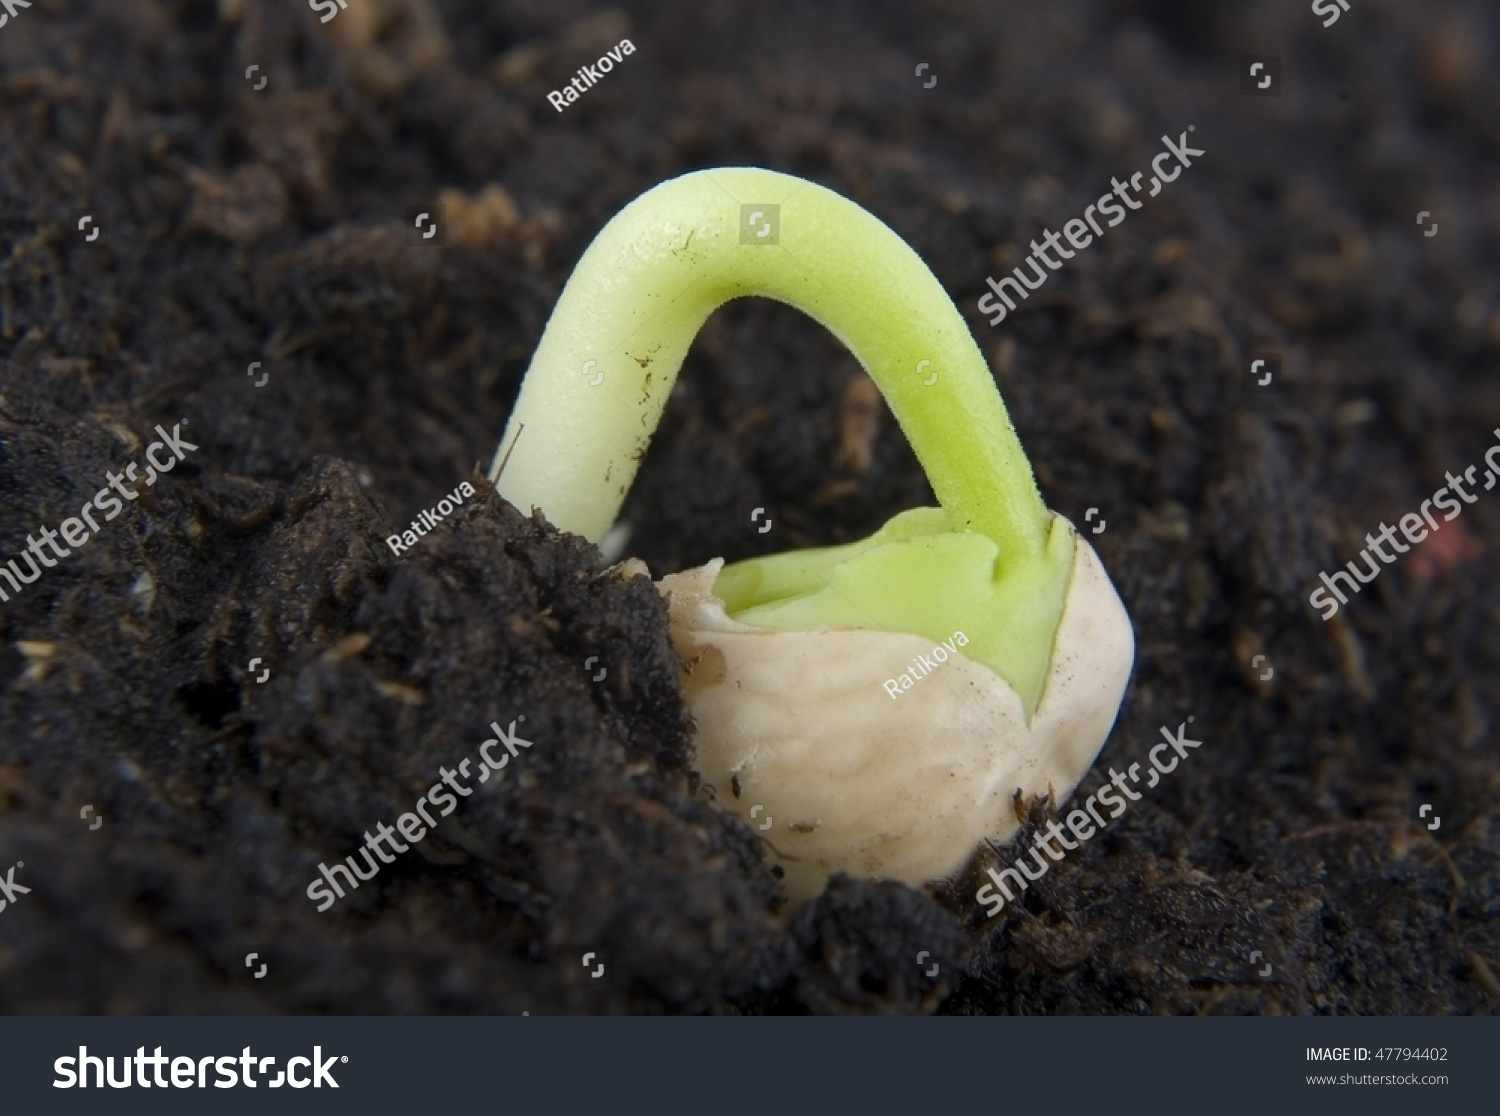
<box><xmin>658</xmin><ymin>524</ymin><xmax>1134</xmax><ymax>903</ymax></box>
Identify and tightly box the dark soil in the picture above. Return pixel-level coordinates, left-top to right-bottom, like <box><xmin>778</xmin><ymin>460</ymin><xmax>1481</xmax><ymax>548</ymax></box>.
<box><xmin>2</xmin><ymin>0</ymin><xmax>1498</xmax><ymax>1014</ymax></box>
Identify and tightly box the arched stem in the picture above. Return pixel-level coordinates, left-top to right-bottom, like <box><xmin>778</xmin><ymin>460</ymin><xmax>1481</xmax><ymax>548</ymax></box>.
<box><xmin>490</xmin><ymin>167</ymin><xmax>1050</xmax><ymax>571</ymax></box>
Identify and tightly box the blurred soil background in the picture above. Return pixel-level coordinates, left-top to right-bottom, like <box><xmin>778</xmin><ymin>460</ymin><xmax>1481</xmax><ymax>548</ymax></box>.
<box><xmin>1</xmin><ymin>0</ymin><xmax>1499</xmax><ymax>1013</ymax></box>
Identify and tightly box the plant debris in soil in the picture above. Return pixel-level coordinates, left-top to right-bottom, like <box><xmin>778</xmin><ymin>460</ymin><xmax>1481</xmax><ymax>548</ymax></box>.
<box><xmin>1</xmin><ymin>0</ymin><xmax>1498</xmax><ymax>1014</ymax></box>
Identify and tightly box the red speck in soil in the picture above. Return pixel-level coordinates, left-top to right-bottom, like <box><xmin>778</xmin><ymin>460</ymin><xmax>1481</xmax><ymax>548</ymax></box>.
<box><xmin>1410</xmin><ymin>521</ymin><xmax>1483</xmax><ymax>584</ymax></box>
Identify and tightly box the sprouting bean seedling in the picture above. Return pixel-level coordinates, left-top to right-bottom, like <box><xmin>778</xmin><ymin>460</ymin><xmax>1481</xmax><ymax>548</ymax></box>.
<box><xmin>490</xmin><ymin>168</ymin><xmax>1134</xmax><ymax>902</ymax></box>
